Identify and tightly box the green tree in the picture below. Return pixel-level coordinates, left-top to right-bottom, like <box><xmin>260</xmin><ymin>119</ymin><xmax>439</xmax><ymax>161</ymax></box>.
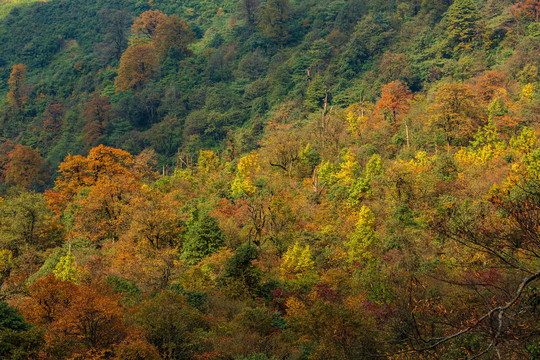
<box><xmin>257</xmin><ymin>0</ymin><xmax>290</xmax><ymax>45</ymax></box>
<box><xmin>443</xmin><ymin>0</ymin><xmax>481</xmax><ymax>53</ymax></box>
<box><xmin>0</xmin><ymin>302</ymin><xmax>43</xmax><ymax>360</ymax></box>
<box><xmin>135</xmin><ymin>291</ymin><xmax>206</xmax><ymax>360</ymax></box>
<box><xmin>182</xmin><ymin>210</ymin><xmax>225</xmax><ymax>265</ymax></box>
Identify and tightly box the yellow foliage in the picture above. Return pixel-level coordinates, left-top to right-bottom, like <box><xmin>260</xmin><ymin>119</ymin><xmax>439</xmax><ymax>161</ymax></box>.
<box><xmin>53</xmin><ymin>250</ymin><xmax>79</xmax><ymax>283</ymax></box>
<box><xmin>231</xmin><ymin>176</ymin><xmax>256</xmax><ymax>197</ymax></box>
<box><xmin>285</xmin><ymin>296</ymin><xmax>307</xmax><ymax>318</ymax></box>
<box><xmin>231</xmin><ymin>152</ymin><xmax>261</xmax><ymax>197</ymax></box>
<box><xmin>198</xmin><ymin>150</ymin><xmax>219</xmax><ymax>173</ymax></box>
<box><xmin>333</xmin><ymin>149</ymin><xmax>358</xmax><ymax>185</ymax></box>
<box><xmin>454</xmin><ymin>143</ymin><xmax>505</xmax><ymax>167</ymax></box>
<box><xmin>281</xmin><ymin>242</ymin><xmax>315</xmax><ymax>279</ymax></box>
<box><xmin>345</xmin><ymin>206</ymin><xmax>378</xmax><ymax>264</ymax></box>
<box><xmin>237</xmin><ymin>152</ymin><xmax>261</xmax><ymax>178</ymax></box>
<box><xmin>521</xmin><ymin>83</ymin><xmax>535</xmax><ymax>101</ymax></box>
<box><xmin>345</xmin><ymin>101</ymin><xmax>375</xmax><ymax>136</ymax></box>
<box><xmin>0</xmin><ymin>249</ymin><xmax>13</xmax><ymax>273</ymax></box>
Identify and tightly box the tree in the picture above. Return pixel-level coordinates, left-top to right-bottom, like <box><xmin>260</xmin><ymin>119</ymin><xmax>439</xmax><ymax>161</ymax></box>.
<box><xmin>51</xmin><ymin>145</ymin><xmax>134</xmax><ymax>203</ymax></box>
<box><xmin>257</xmin><ymin>0</ymin><xmax>290</xmax><ymax>44</ymax></box>
<box><xmin>345</xmin><ymin>206</ymin><xmax>378</xmax><ymax>264</ymax></box>
<box><xmin>82</xmin><ymin>94</ymin><xmax>112</xmax><ymax>147</ymax></box>
<box><xmin>513</xmin><ymin>0</ymin><xmax>540</xmax><ymax>21</ymax></box>
<box><xmin>115</xmin><ymin>43</ymin><xmax>158</xmax><ymax>92</ymax></box>
<box><xmin>443</xmin><ymin>0</ymin><xmax>481</xmax><ymax>53</ymax></box>
<box><xmin>2</xmin><ymin>145</ymin><xmax>45</xmax><ymax>189</ymax></box>
<box><xmin>280</xmin><ymin>242</ymin><xmax>315</xmax><ymax>280</ymax></box>
<box><xmin>101</xmin><ymin>9</ymin><xmax>130</xmax><ymax>60</ymax></box>
<box><xmin>429</xmin><ymin>82</ymin><xmax>483</xmax><ymax>147</ymax></box>
<box><xmin>182</xmin><ymin>210</ymin><xmax>225</xmax><ymax>265</ymax></box>
<box><xmin>132</xmin><ymin>10</ymin><xmax>168</xmax><ymax>38</ymax></box>
<box><xmin>7</xmin><ymin>64</ymin><xmax>28</xmax><ymax>113</ymax></box>
<box><xmin>135</xmin><ymin>291</ymin><xmax>206</xmax><ymax>359</ymax></box>
<box><xmin>238</xmin><ymin>0</ymin><xmax>260</xmax><ymax>27</ymax></box>
<box><xmin>0</xmin><ymin>190</ymin><xmax>58</xmax><ymax>255</ymax></box>
<box><xmin>22</xmin><ymin>275</ymin><xmax>127</xmax><ymax>358</ymax></box>
<box><xmin>41</xmin><ymin>103</ymin><xmax>64</xmax><ymax>145</ymax></box>
<box><xmin>153</xmin><ymin>15</ymin><xmax>194</xmax><ymax>61</ymax></box>
<box><xmin>0</xmin><ymin>302</ymin><xmax>43</xmax><ymax>360</ymax></box>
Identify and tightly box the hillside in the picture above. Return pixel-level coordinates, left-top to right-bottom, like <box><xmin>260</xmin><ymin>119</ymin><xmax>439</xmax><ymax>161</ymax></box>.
<box><xmin>0</xmin><ymin>0</ymin><xmax>539</xmax><ymax>359</ymax></box>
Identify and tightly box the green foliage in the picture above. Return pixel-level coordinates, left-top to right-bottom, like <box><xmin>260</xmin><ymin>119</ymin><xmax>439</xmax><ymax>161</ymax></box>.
<box><xmin>182</xmin><ymin>209</ymin><xmax>225</xmax><ymax>265</ymax></box>
<box><xmin>443</xmin><ymin>0</ymin><xmax>481</xmax><ymax>54</ymax></box>
<box><xmin>0</xmin><ymin>303</ymin><xmax>28</xmax><ymax>331</ymax></box>
<box><xmin>219</xmin><ymin>243</ymin><xmax>260</xmax><ymax>297</ymax></box>
<box><xmin>0</xmin><ymin>302</ymin><xmax>42</xmax><ymax>360</ymax></box>
<box><xmin>345</xmin><ymin>206</ymin><xmax>379</xmax><ymax>264</ymax></box>
<box><xmin>136</xmin><ymin>291</ymin><xmax>206</xmax><ymax>359</ymax></box>
<box><xmin>0</xmin><ymin>327</ymin><xmax>44</xmax><ymax>360</ymax></box>
<box><xmin>365</xmin><ymin>154</ymin><xmax>384</xmax><ymax>179</ymax></box>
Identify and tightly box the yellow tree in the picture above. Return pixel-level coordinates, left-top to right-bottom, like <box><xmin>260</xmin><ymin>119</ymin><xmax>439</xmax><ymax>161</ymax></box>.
<box><xmin>345</xmin><ymin>206</ymin><xmax>378</xmax><ymax>264</ymax></box>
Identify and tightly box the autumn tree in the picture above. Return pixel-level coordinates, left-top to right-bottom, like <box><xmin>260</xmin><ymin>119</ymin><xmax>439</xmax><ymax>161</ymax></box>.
<box><xmin>132</xmin><ymin>10</ymin><xmax>168</xmax><ymax>37</ymax></box>
<box><xmin>429</xmin><ymin>82</ymin><xmax>483</xmax><ymax>147</ymax></box>
<box><xmin>375</xmin><ymin>81</ymin><xmax>413</xmax><ymax>146</ymax></box>
<box><xmin>82</xmin><ymin>93</ymin><xmax>112</xmax><ymax>147</ymax></box>
<box><xmin>41</xmin><ymin>103</ymin><xmax>64</xmax><ymax>142</ymax></box>
<box><xmin>0</xmin><ymin>190</ymin><xmax>59</xmax><ymax>256</ymax></box>
<box><xmin>513</xmin><ymin>0</ymin><xmax>540</xmax><ymax>21</ymax></box>
<box><xmin>7</xmin><ymin>64</ymin><xmax>28</xmax><ymax>113</ymax></box>
<box><xmin>3</xmin><ymin>144</ymin><xmax>45</xmax><ymax>189</ymax></box>
<box><xmin>22</xmin><ymin>275</ymin><xmax>127</xmax><ymax>358</ymax></box>
<box><xmin>153</xmin><ymin>15</ymin><xmax>195</xmax><ymax>60</ymax></box>
<box><xmin>127</xmin><ymin>187</ymin><xmax>184</xmax><ymax>249</ymax></box>
<box><xmin>115</xmin><ymin>43</ymin><xmax>158</xmax><ymax>92</ymax></box>
<box><xmin>135</xmin><ymin>291</ymin><xmax>206</xmax><ymax>359</ymax></box>
<box><xmin>51</xmin><ymin>145</ymin><xmax>134</xmax><ymax>201</ymax></box>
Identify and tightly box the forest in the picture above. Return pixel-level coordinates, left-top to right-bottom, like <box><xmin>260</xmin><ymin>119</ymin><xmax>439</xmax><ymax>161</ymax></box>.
<box><xmin>0</xmin><ymin>0</ymin><xmax>539</xmax><ymax>358</ymax></box>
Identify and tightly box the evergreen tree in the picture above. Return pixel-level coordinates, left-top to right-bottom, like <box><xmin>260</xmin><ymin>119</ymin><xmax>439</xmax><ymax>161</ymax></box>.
<box><xmin>443</xmin><ymin>0</ymin><xmax>481</xmax><ymax>54</ymax></box>
<box><xmin>182</xmin><ymin>210</ymin><xmax>225</xmax><ymax>265</ymax></box>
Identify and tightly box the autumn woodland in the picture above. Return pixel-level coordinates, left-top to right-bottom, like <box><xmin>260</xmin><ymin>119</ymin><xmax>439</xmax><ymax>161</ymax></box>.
<box><xmin>0</xmin><ymin>0</ymin><xmax>539</xmax><ymax>359</ymax></box>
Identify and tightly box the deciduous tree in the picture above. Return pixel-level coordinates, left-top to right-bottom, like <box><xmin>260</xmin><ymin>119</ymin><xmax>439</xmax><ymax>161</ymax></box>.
<box><xmin>115</xmin><ymin>43</ymin><xmax>158</xmax><ymax>92</ymax></box>
<box><xmin>7</xmin><ymin>64</ymin><xmax>28</xmax><ymax>113</ymax></box>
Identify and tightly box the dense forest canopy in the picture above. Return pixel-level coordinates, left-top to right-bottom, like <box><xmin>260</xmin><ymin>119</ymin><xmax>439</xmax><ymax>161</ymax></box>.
<box><xmin>0</xmin><ymin>0</ymin><xmax>539</xmax><ymax>359</ymax></box>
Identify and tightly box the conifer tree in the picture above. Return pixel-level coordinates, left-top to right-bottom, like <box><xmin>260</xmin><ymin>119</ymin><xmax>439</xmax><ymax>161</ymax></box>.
<box><xmin>443</xmin><ymin>0</ymin><xmax>481</xmax><ymax>53</ymax></box>
<box><xmin>182</xmin><ymin>210</ymin><xmax>225</xmax><ymax>264</ymax></box>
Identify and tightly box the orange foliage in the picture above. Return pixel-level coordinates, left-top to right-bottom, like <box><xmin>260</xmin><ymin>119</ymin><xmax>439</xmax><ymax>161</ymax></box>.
<box><xmin>429</xmin><ymin>82</ymin><xmax>484</xmax><ymax>146</ymax></box>
<box><xmin>131</xmin><ymin>10</ymin><xmax>168</xmax><ymax>37</ymax></box>
<box><xmin>375</xmin><ymin>81</ymin><xmax>412</xmax><ymax>128</ymax></box>
<box><xmin>472</xmin><ymin>70</ymin><xmax>507</xmax><ymax>105</ymax></box>
<box><xmin>82</xmin><ymin>94</ymin><xmax>112</xmax><ymax>147</ymax></box>
<box><xmin>115</xmin><ymin>43</ymin><xmax>158</xmax><ymax>92</ymax></box>
<box><xmin>513</xmin><ymin>0</ymin><xmax>540</xmax><ymax>21</ymax></box>
<box><xmin>7</xmin><ymin>63</ymin><xmax>28</xmax><ymax>112</ymax></box>
<box><xmin>46</xmin><ymin>145</ymin><xmax>135</xmax><ymax>220</ymax></box>
<box><xmin>22</xmin><ymin>275</ymin><xmax>127</xmax><ymax>358</ymax></box>
<box><xmin>3</xmin><ymin>144</ymin><xmax>45</xmax><ymax>188</ymax></box>
<box><xmin>153</xmin><ymin>15</ymin><xmax>194</xmax><ymax>60</ymax></box>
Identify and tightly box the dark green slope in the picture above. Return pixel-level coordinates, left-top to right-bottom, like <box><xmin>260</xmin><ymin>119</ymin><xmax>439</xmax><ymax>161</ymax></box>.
<box><xmin>0</xmin><ymin>0</ymin><xmax>537</xmax><ymax>188</ymax></box>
